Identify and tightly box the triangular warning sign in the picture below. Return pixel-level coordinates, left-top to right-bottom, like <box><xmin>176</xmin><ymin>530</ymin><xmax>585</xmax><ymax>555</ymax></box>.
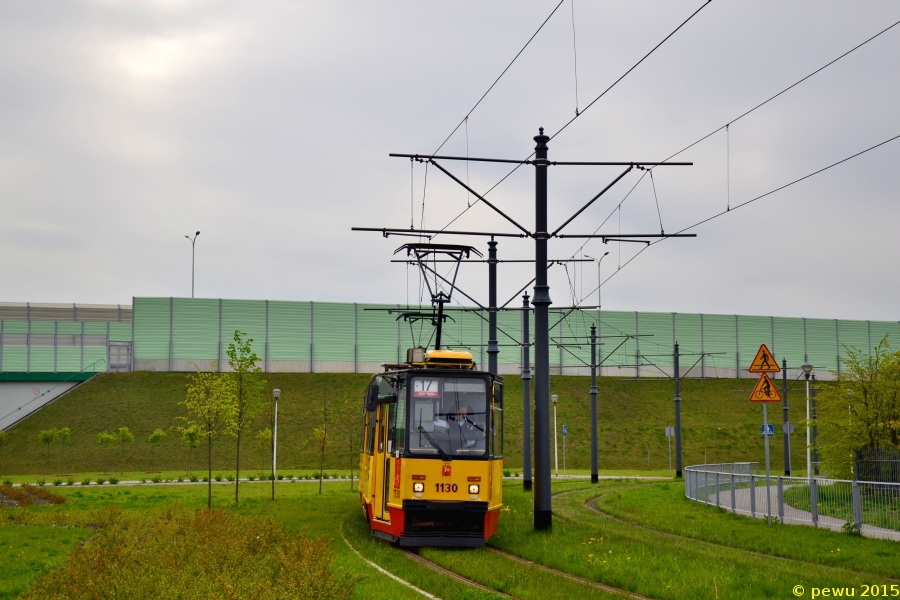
<box><xmin>748</xmin><ymin>343</ymin><xmax>780</xmax><ymax>373</ymax></box>
<box><xmin>750</xmin><ymin>373</ymin><xmax>782</xmax><ymax>402</ymax></box>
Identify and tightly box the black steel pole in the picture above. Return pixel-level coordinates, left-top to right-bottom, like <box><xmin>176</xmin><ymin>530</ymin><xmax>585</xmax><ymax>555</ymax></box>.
<box><xmin>674</xmin><ymin>342</ymin><xmax>683</xmax><ymax>478</ymax></box>
<box><xmin>812</xmin><ymin>374</ymin><xmax>819</xmax><ymax>475</ymax></box>
<box><xmin>487</xmin><ymin>237</ymin><xmax>499</xmax><ymax>376</ymax></box>
<box><xmin>590</xmin><ymin>324</ymin><xmax>598</xmax><ymax>484</ymax></box>
<box><xmin>522</xmin><ymin>293</ymin><xmax>532</xmax><ymax>491</ymax></box>
<box><xmin>532</xmin><ymin>128</ymin><xmax>552</xmax><ymax>530</ymax></box>
<box><xmin>782</xmin><ymin>358</ymin><xmax>791</xmax><ymax>476</ymax></box>
<box><xmin>435</xmin><ymin>301</ymin><xmax>444</xmax><ymax>350</ymax></box>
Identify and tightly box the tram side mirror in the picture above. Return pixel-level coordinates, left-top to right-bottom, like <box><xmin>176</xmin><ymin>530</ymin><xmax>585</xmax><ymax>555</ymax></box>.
<box><xmin>366</xmin><ymin>384</ymin><xmax>378</xmax><ymax>411</ymax></box>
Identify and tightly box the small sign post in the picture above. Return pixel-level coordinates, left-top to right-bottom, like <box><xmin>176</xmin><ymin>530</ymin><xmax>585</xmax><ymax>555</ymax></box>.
<box><xmin>562</xmin><ymin>425</ymin><xmax>567</xmax><ymax>477</ymax></box>
<box><xmin>665</xmin><ymin>426</ymin><xmax>674</xmax><ymax>474</ymax></box>
<box><xmin>749</xmin><ymin>344</ymin><xmax>781</xmax><ymax>525</ymax></box>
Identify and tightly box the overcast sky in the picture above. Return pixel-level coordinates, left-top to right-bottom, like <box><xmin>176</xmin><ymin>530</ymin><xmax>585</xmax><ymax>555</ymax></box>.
<box><xmin>2</xmin><ymin>1</ymin><xmax>899</xmax><ymax>321</ymax></box>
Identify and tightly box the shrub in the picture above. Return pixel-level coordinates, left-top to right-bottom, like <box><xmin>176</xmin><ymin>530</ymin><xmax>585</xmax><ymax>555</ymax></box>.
<box><xmin>277</xmin><ymin>474</ymin><xmax>284</xmax><ymax>480</ymax></box>
<box><xmin>36</xmin><ymin>479</ymin><xmax>46</xmax><ymax>487</ymax></box>
<box><xmin>176</xmin><ymin>477</ymin><xmax>183</xmax><ymax>483</ymax></box>
<box><xmin>66</xmin><ymin>478</ymin><xmax>75</xmax><ymax>486</ymax></box>
<box><xmin>503</xmin><ymin>470</ymin><xmax>511</xmax><ymax>477</ymax></box>
<box><xmin>109</xmin><ymin>477</ymin><xmax>119</xmax><ymax>485</ymax></box>
<box><xmin>53</xmin><ymin>479</ymin><xmax>63</xmax><ymax>486</ymax></box>
<box><xmin>2</xmin><ymin>479</ymin><xmax>12</xmax><ymax>486</ymax></box>
<box><xmin>842</xmin><ymin>521</ymin><xmax>861</xmax><ymax>536</ymax></box>
<box><xmin>189</xmin><ymin>475</ymin><xmax>199</xmax><ymax>483</ymax></box>
<box><xmin>286</xmin><ymin>474</ymin><xmax>294</xmax><ymax>481</ymax></box>
<box><xmin>214</xmin><ymin>474</ymin><xmax>223</xmax><ymax>482</ymax></box>
<box><xmin>226</xmin><ymin>475</ymin><xmax>235</xmax><ymax>482</ymax></box>
<box><xmin>81</xmin><ymin>478</ymin><xmax>92</xmax><ymax>486</ymax></box>
<box><xmin>247</xmin><ymin>475</ymin><xmax>256</xmax><ymax>482</ymax></box>
<box><xmin>96</xmin><ymin>477</ymin><xmax>107</xmax><ymax>485</ymax></box>
<box><xmin>202</xmin><ymin>477</ymin><xmax>209</xmax><ymax>483</ymax></box>
<box><xmin>25</xmin><ymin>486</ymin><xmax>65</xmax><ymax>505</ymax></box>
<box><xmin>150</xmin><ymin>476</ymin><xmax>162</xmax><ymax>484</ymax></box>
<box><xmin>140</xmin><ymin>479</ymin><xmax>147</xmax><ymax>484</ymax></box>
<box><xmin>21</xmin><ymin>508</ymin><xmax>356</xmax><ymax>599</ymax></box>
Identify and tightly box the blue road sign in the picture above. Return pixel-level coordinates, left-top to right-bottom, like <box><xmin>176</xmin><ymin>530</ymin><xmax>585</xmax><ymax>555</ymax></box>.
<box><xmin>562</xmin><ymin>425</ymin><xmax>568</xmax><ymax>437</ymax></box>
<box><xmin>760</xmin><ymin>424</ymin><xmax>774</xmax><ymax>437</ymax></box>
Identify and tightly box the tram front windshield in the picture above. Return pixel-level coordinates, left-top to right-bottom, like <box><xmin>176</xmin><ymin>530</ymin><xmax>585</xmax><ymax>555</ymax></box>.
<box><xmin>409</xmin><ymin>377</ymin><xmax>488</xmax><ymax>458</ymax></box>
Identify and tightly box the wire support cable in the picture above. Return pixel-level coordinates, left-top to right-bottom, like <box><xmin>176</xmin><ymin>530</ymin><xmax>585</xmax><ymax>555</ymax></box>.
<box><xmin>431</xmin><ymin>0</ymin><xmax>564</xmax><ymax>156</ymax></box>
<box><xmin>656</xmin><ymin>16</ymin><xmax>900</xmax><ymax>165</ymax></box>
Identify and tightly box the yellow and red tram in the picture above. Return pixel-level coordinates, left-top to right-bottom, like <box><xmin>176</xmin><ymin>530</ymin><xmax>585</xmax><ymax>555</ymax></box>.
<box><xmin>359</xmin><ymin>348</ymin><xmax>503</xmax><ymax>547</ymax></box>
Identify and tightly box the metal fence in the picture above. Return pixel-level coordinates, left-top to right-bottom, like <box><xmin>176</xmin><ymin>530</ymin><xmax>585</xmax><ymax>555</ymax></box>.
<box><xmin>685</xmin><ymin>463</ymin><xmax>900</xmax><ymax>541</ymax></box>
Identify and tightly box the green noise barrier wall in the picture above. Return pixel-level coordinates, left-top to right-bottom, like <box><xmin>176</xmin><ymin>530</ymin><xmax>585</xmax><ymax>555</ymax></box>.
<box><xmin>131</xmin><ymin>297</ymin><xmax>900</xmax><ymax>380</ymax></box>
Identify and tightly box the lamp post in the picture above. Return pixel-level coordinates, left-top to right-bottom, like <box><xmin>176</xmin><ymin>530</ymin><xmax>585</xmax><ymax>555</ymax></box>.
<box><xmin>801</xmin><ymin>362</ymin><xmax>813</xmax><ymax>479</ymax></box>
<box><xmin>552</xmin><ymin>394</ymin><xmax>559</xmax><ymax>477</ymax></box>
<box><xmin>184</xmin><ymin>231</ymin><xmax>200</xmax><ymax>298</ymax></box>
<box><xmin>272</xmin><ymin>388</ymin><xmax>281</xmax><ymax>501</ymax></box>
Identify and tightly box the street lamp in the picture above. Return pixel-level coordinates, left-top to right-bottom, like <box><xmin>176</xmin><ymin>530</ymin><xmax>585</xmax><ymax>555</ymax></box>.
<box><xmin>801</xmin><ymin>362</ymin><xmax>813</xmax><ymax>480</ymax></box>
<box><xmin>551</xmin><ymin>394</ymin><xmax>559</xmax><ymax>477</ymax></box>
<box><xmin>271</xmin><ymin>388</ymin><xmax>281</xmax><ymax>501</ymax></box>
<box><xmin>185</xmin><ymin>231</ymin><xmax>200</xmax><ymax>298</ymax></box>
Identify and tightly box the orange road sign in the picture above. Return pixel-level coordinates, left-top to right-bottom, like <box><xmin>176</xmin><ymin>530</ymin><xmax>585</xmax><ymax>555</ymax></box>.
<box><xmin>748</xmin><ymin>343</ymin><xmax>780</xmax><ymax>374</ymax></box>
<box><xmin>750</xmin><ymin>373</ymin><xmax>782</xmax><ymax>402</ymax></box>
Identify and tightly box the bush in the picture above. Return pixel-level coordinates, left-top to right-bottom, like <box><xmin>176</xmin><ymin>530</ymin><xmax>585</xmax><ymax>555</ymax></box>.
<box><xmin>226</xmin><ymin>475</ymin><xmax>235</xmax><ymax>482</ymax></box>
<box><xmin>53</xmin><ymin>479</ymin><xmax>63</xmax><ymax>486</ymax></box>
<box><xmin>215</xmin><ymin>474</ymin><xmax>223</xmax><ymax>482</ymax></box>
<box><xmin>150</xmin><ymin>476</ymin><xmax>162</xmax><ymax>484</ymax></box>
<box><xmin>189</xmin><ymin>475</ymin><xmax>199</xmax><ymax>483</ymax></box>
<box><xmin>2</xmin><ymin>479</ymin><xmax>11</xmax><ymax>486</ymax></box>
<box><xmin>109</xmin><ymin>477</ymin><xmax>119</xmax><ymax>485</ymax></box>
<box><xmin>21</xmin><ymin>508</ymin><xmax>357</xmax><ymax>599</ymax></box>
<box><xmin>139</xmin><ymin>479</ymin><xmax>147</xmax><ymax>484</ymax></box>
<box><xmin>277</xmin><ymin>474</ymin><xmax>284</xmax><ymax>480</ymax></box>
<box><xmin>176</xmin><ymin>477</ymin><xmax>183</xmax><ymax>483</ymax></box>
<box><xmin>36</xmin><ymin>479</ymin><xmax>46</xmax><ymax>487</ymax></box>
<box><xmin>202</xmin><ymin>477</ymin><xmax>209</xmax><ymax>483</ymax></box>
<box><xmin>81</xmin><ymin>478</ymin><xmax>92</xmax><ymax>486</ymax></box>
<box><xmin>247</xmin><ymin>475</ymin><xmax>256</xmax><ymax>482</ymax></box>
<box><xmin>286</xmin><ymin>474</ymin><xmax>294</xmax><ymax>481</ymax></box>
<box><xmin>96</xmin><ymin>477</ymin><xmax>107</xmax><ymax>485</ymax></box>
<box><xmin>503</xmin><ymin>470</ymin><xmax>510</xmax><ymax>477</ymax></box>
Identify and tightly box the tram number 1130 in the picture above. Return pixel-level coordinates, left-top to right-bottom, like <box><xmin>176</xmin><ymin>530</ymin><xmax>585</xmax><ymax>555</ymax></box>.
<box><xmin>435</xmin><ymin>483</ymin><xmax>458</xmax><ymax>493</ymax></box>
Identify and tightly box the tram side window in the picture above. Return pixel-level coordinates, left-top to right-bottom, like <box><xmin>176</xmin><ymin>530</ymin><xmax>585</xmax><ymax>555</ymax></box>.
<box><xmin>365</xmin><ymin>410</ymin><xmax>376</xmax><ymax>456</ymax></box>
<box><xmin>490</xmin><ymin>383</ymin><xmax>503</xmax><ymax>459</ymax></box>
<box><xmin>393</xmin><ymin>383</ymin><xmax>406</xmax><ymax>455</ymax></box>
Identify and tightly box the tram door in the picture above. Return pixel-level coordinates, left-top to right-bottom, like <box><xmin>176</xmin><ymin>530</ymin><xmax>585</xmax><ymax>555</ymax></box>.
<box><xmin>373</xmin><ymin>403</ymin><xmax>393</xmax><ymax>522</ymax></box>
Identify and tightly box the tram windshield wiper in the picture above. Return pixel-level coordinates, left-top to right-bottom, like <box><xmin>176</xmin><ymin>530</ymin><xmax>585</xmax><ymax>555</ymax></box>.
<box><xmin>416</xmin><ymin>426</ymin><xmax>451</xmax><ymax>461</ymax></box>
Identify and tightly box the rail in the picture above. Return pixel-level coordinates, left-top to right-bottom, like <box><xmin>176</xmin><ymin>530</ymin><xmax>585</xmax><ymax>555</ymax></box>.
<box><xmin>684</xmin><ymin>463</ymin><xmax>900</xmax><ymax>541</ymax></box>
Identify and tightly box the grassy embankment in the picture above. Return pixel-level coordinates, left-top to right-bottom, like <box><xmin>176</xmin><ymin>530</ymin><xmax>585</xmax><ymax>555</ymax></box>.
<box><xmin>1</xmin><ymin>371</ymin><xmax>808</xmax><ymax>477</ymax></box>
<box><xmin>3</xmin><ymin>479</ymin><xmax>898</xmax><ymax>599</ymax></box>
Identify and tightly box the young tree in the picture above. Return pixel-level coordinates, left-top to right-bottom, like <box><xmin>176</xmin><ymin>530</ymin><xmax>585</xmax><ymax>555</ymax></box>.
<box><xmin>226</xmin><ymin>331</ymin><xmax>266</xmax><ymax>505</ymax></box>
<box><xmin>0</xmin><ymin>429</ymin><xmax>10</xmax><ymax>477</ymax></box>
<box><xmin>147</xmin><ymin>429</ymin><xmax>167</xmax><ymax>473</ymax></box>
<box><xmin>315</xmin><ymin>387</ymin><xmax>329</xmax><ymax>495</ymax></box>
<box><xmin>57</xmin><ymin>427</ymin><xmax>71</xmax><ymax>468</ymax></box>
<box><xmin>38</xmin><ymin>428</ymin><xmax>58</xmax><ymax>470</ymax></box>
<box><xmin>817</xmin><ymin>336</ymin><xmax>900</xmax><ymax>478</ymax></box>
<box><xmin>116</xmin><ymin>427</ymin><xmax>134</xmax><ymax>477</ymax></box>
<box><xmin>182</xmin><ymin>362</ymin><xmax>235</xmax><ymax>509</ymax></box>
<box><xmin>95</xmin><ymin>431</ymin><xmax>117</xmax><ymax>474</ymax></box>
<box><xmin>181</xmin><ymin>425</ymin><xmax>202</xmax><ymax>477</ymax></box>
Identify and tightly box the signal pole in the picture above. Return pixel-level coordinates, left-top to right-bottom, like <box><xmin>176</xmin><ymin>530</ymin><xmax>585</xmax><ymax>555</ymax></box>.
<box><xmin>590</xmin><ymin>324</ymin><xmax>598</xmax><ymax>484</ymax></box>
<box><xmin>782</xmin><ymin>358</ymin><xmax>791</xmax><ymax>476</ymax></box>
<box><xmin>532</xmin><ymin>128</ymin><xmax>552</xmax><ymax>530</ymax></box>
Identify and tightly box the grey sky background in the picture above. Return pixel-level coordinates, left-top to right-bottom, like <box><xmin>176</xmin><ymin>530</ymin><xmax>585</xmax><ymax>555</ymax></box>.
<box><xmin>1</xmin><ymin>1</ymin><xmax>898</xmax><ymax>321</ymax></box>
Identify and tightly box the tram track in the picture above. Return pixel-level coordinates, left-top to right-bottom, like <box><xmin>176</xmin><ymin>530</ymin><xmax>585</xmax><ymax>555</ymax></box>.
<box><xmin>402</xmin><ymin>548</ymin><xmax>516</xmax><ymax>599</ymax></box>
<box><xmin>483</xmin><ymin>547</ymin><xmax>654</xmax><ymax>600</ymax></box>
<box><xmin>584</xmin><ymin>493</ymin><xmax>900</xmax><ymax>584</ymax></box>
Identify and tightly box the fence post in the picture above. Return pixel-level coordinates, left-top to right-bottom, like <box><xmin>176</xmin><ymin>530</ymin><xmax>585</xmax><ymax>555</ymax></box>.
<box><xmin>750</xmin><ymin>475</ymin><xmax>756</xmax><ymax>518</ymax></box>
<box><xmin>852</xmin><ymin>481</ymin><xmax>862</xmax><ymax>531</ymax></box>
<box><xmin>810</xmin><ymin>478</ymin><xmax>819</xmax><ymax>528</ymax></box>
<box><xmin>777</xmin><ymin>476</ymin><xmax>784</xmax><ymax>522</ymax></box>
<box><xmin>704</xmin><ymin>470</ymin><xmax>709</xmax><ymax>505</ymax></box>
<box><xmin>731</xmin><ymin>473</ymin><xmax>736</xmax><ymax>513</ymax></box>
<box><xmin>715</xmin><ymin>471</ymin><xmax>720</xmax><ymax>508</ymax></box>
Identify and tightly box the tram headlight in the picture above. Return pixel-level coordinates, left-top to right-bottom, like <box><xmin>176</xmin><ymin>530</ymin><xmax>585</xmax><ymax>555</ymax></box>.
<box><xmin>413</xmin><ymin>482</ymin><xmax>425</xmax><ymax>493</ymax></box>
<box><xmin>468</xmin><ymin>484</ymin><xmax>479</xmax><ymax>495</ymax></box>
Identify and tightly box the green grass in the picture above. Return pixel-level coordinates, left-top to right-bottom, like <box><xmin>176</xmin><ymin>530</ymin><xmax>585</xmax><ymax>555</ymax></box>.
<box><xmin>783</xmin><ymin>482</ymin><xmax>900</xmax><ymax>532</ymax></box>
<box><xmin>1</xmin><ymin>371</ymin><xmax>806</xmax><ymax>476</ymax></box>
<box><xmin>4</xmin><ymin>479</ymin><xmax>900</xmax><ymax>599</ymax></box>
<box><xmin>0</xmin><ymin>525</ymin><xmax>92</xmax><ymax>599</ymax></box>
